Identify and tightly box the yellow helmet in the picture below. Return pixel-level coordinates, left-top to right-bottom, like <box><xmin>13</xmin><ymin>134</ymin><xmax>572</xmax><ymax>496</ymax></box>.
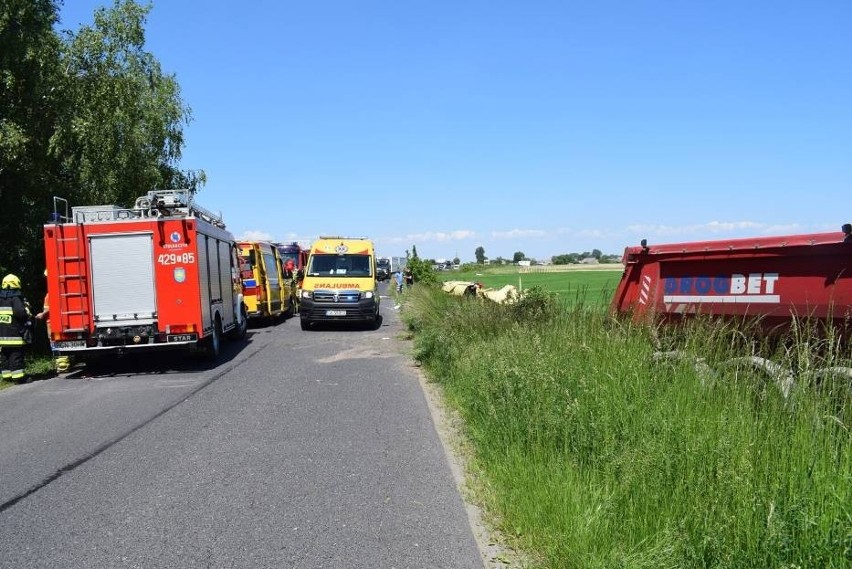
<box><xmin>2</xmin><ymin>274</ymin><xmax>21</xmax><ymax>289</ymax></box>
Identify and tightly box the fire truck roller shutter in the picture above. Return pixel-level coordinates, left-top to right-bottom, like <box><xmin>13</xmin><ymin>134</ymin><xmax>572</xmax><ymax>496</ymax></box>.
<box><xmin>198</xmin><ymin>234</ymin><xmax>212</xmax><ymax>329</ymax></box>
<box><xmin>89</xmin><ymin>233</ymin><xmax>157</xmax><ymax>325</ymax></box>
<box><xmin>208</xmin><ymin>237</ymin><xmax>222</xmax><ymax>308</ymax></box>
<box><xmin>217</xmin><ymin>238</ymin><xmax>235</xmax><ymax>327</ymax></box>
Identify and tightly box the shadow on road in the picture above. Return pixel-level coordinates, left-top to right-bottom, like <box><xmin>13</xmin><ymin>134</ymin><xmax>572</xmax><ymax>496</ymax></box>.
<box><xmin>61</xmin><ymin>330</ymin><xmax>259</xmax><ymax>379</ymax></box>
<box><xmin>302</xmin><ymin>315</ymin><xmax>386</xmax><ymax>332</ymax></box>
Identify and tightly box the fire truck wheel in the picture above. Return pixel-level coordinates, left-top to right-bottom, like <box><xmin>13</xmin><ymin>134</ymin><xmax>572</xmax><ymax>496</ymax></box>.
<box><xmin>205</xmin><ymin>316</ymin><xmax>222</xmax><ymax>359</ymax></box>
<box><xmin>228</xmin><ymin>305</ymin><xmax>248</xmax><ymax>340</ymax></box>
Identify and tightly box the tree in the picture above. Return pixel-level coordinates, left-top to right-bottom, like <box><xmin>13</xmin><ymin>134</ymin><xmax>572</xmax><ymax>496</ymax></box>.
<box><xmin>551</xmin><ymin>253</ymin><xmax>579</xmax><ymax>265</ymax></box>
<box><xmin>0</xmin><ymin>0</ymin><xmax>63</xmax><ymax>291</ymax></box>
<box><xmin>405</xmin><ymin>245</ymin><xmax>437</xmax><ymax>286</ymax></box>
<box><xmin>512</xmin><ymin>251</ymin><xmax>525</xmax><ymax>263</ymax></box>
<box><xmin>0</xmin><ymin>1</ymin><xmax>195</xmax><ymax>353</ymax></box>
<box><xmin>452</xmin><ymin>256</ymin><xmax>460</xmax><ymax>265</ymax></box>
<box><xmin>592</xmin><ymin>248</ymin><xmax>602</xmax><ymax>260</ymax></box>
<box><xmin>51</xmin><ymin>0</ymin><xmax>196</xmax><ymax>208</ymax></box>
<box><xmin>474</xmin><ymin>246</ymin><xmax>486</xmax><ymax>264</ymax></box>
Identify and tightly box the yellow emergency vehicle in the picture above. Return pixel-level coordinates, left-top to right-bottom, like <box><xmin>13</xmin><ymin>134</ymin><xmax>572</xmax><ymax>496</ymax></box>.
<box><xmin>299</xmin><ymin>236</ymin><xmax>380</xmax><ymax>330</ymax></box>
<box><xmin>236</xmin><ymin>241</ymin><xmax>293</xmax><ymax>322</ymax></box>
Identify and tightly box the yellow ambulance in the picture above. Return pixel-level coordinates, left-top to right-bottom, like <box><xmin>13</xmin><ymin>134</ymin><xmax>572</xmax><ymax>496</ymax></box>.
<box><xmin>299</xmin><ymin>236</ymin><xmax>380</xmax><ymax>330</ymax></box>
<box><xmin>236</xmin><ymin>240</ymin><xmax>293</xmax><ymax>322</ymax></box>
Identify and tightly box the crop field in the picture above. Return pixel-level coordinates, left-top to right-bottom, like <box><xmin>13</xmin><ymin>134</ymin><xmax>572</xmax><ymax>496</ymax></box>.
<box><xmin>443</xmin><ymin>267</ymin><xmax>623</xmax><ymax>307</ymax></box>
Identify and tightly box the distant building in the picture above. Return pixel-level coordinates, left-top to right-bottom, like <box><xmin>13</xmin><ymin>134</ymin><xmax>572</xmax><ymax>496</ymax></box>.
<box><xmin>580</xmin><ymin>257</ymin><xmax>600</xmax><ymax>265</ymax></box>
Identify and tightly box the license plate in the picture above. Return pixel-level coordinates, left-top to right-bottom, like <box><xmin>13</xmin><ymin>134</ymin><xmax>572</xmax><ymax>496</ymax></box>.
<box><xmin>325</xmin><ymin>310</ymin><xmax>347</xmax><ymax>316</ymax></box>
<box><xmin>167</xmin><ymin>334</ymin><xmax>197</xmax><ymax>343</ymax></box>
<box><xmin>56</xmin><ymin>340</ymin><xmax>85</xmax><ymax>349</ymax></box>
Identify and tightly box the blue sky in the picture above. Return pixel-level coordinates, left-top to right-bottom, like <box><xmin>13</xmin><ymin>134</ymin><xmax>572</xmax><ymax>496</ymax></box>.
<box><xmin>58</xmin><ymin>1</ymin><xmax>851</xmax><ymax>262</ymax></box>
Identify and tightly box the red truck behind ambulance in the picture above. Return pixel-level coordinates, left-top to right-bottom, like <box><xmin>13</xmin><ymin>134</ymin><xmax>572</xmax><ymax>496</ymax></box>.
<box><xmin>42</xmin><ymin>190</ymin><xmax>247</xmax><ymax>360</ymax></box>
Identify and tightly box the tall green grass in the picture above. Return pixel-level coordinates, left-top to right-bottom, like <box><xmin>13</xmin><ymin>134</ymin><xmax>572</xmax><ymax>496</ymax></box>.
<box><xmin>403</xmin><ymin>286</ymin><xmax>851</xmax><ymax>568</ymax></box>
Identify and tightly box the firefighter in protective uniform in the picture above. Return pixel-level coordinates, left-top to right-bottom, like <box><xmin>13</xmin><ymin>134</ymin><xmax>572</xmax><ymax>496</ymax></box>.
<box><xmin>0</xmin><ymin>274</ymin><xmax>32</xmax><ymax>382</ymax></box>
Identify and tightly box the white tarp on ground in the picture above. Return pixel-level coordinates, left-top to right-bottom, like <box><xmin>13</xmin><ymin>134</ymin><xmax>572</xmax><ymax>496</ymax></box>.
<box><xmin>441</xmin><ymin>281</ymin><xmax>519</xmax><ymax>304</ymax></box>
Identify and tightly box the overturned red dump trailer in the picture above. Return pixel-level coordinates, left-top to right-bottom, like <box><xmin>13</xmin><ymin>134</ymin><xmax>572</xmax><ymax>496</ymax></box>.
<box><xmin>611</xmin><ymin>224</ymin><xmax>852</xmax><ymax>335</ymax></box>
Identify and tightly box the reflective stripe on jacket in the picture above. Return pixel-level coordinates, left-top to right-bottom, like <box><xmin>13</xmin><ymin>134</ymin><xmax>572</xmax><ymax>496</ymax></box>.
<box><xmin>0</xmin><ymin>290</ymin><xmax>29</xmax><ymax>346</ymax></box>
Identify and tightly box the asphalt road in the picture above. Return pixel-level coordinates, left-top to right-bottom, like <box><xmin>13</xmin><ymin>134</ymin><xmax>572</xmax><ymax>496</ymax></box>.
<box><xmin>0</xmin><ymin>283</ymin><xmax>484</xmax><ymax>568</ymax></box>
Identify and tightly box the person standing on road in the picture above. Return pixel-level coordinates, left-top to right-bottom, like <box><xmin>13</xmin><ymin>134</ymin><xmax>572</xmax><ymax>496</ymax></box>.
<box><xmin>283</xmin><ymin>258</ymin><xmax>297</xmax><ymax>290</ymax></box>
<box><xmin>0</xmin><ymin>274</ymin><xmax>33</xmax><ymax>383</ymax></box>
<box><xmin>34</xmin><ymin>270</ymin><xmax>70</xmax><ymax>372</ymax></box>
<box><xmin>283</xmin><ymin>258</ymin><xmax>295</xmax><ymax>279</ymax></box>
<box><xmin>403</xmin><ymin>266</ymin><xmax>414</xmax><ymax>288</ymax></box>
<box><xmin>394</xmin><ymin>270</ymin><xmax>404</xmax><ymax>294</ymax></box>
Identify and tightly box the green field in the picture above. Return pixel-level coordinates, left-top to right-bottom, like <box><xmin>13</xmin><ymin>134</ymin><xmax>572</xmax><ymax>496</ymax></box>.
<box><xmin>443</xmin><ymin>268</ymin><xmax>622</xmax><ymax>307</ymax></box>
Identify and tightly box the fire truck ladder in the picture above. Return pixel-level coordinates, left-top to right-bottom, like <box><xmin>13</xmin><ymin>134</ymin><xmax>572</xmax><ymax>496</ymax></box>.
<box><xmin>54</xmin><ymin>222</ymin><xmax>90</xmax><ymax>334</ymax></box>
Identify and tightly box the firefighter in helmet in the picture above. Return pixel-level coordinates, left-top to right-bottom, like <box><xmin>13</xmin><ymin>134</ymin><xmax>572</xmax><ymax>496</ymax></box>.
<box><xmin>0</xmin><ymin>273</ymin><xmax>33</xmax><ymax>383</ymax></box>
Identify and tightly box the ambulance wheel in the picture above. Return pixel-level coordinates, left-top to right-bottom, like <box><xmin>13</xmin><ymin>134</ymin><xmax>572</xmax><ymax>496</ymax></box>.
<box><xmin>206</xmin><ymin>316</ymin><xmax>222</xmax><ymax>359</ymax></box>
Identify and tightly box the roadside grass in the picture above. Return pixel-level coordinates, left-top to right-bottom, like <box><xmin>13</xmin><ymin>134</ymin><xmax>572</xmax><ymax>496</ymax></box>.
<box><xmin>403</xmin><ymin>285</ymin><xmax>851</xmax><ymax>568</ymax></box>
<box><xmin>0</xmin><ymin>354</ymin><xmax>57</xmax><ymax>390</ymax></box>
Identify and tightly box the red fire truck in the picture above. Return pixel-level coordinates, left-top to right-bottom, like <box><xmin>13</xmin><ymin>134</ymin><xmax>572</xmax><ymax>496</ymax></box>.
<box><xmin>42</xmin><ymin>190</ymin><xmax>247</xmax><ymax>360</ymax></box>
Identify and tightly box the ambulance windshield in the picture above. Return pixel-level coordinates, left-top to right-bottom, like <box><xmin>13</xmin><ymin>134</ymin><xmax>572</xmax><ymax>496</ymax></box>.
<box><xmin>308</xmin><ymin>254</ymin><xmax>372</xmax><ymax>277</ymax></box>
